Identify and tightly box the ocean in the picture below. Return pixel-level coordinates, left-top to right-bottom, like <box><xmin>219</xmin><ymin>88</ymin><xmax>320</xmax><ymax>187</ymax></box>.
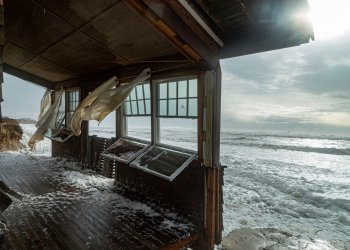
<box><xmin>21</xmin><ymin>124</ymin><xmax>350</xmax><ymax>248</ymax></box>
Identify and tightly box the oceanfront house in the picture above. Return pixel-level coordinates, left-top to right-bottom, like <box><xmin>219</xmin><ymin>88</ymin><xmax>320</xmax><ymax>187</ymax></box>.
<box><xmin>0</xmin><ymin>0</ymin><xmax>313</xmax><ymax>249</ymax></box>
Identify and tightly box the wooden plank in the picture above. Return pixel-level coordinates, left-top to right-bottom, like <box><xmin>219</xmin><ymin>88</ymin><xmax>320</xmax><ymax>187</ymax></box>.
<box><xmin>160</xmin><ymin>233</ymin><xmax>199</xmax><ymax>250</ymax></box>
<box><xmin>125</xmin><ymin>0</ymin><xmax>219</xmax><ymax>68</ymax></box>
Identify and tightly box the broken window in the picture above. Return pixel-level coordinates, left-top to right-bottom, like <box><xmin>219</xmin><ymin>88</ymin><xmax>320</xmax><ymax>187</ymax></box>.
<box><xmin>101</xmin><ymin>137</ymin><xmax>150</xmax><ymax>164</ymax></box>
<box><xmin>130</xmin><ymin>145</ymin><xmax>197</xmax><ymax>181</ymax></box>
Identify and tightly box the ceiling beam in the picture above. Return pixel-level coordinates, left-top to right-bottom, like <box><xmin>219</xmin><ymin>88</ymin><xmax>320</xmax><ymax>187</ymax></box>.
<box><xmin>124</xmin><ymin>0</ymin><xmax>219</xmax><ymax>69</ymax></box>
<box><xmin>4</xmin><ymin>64</ymin><xmax>55</xmax><ymax>89</ymax></box>
<box><xmin>55</xmin><ymin>56</ymin><xmax>208</xmax><ymax>90</ymax></box>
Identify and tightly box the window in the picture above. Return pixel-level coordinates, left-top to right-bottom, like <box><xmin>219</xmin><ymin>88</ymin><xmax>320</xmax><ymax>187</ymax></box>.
<box><xmin>101</xmin><ymin>137</ymin><xmax>150</xmax><ymax>164</ymax></box>
<box><xmin>130</xmin><ymin>145</ymin><xmax>197</xmax><ymax>181</ymax></box>
<box><xmin>157</xmin><ymin>78</ymin><xmax>197</xmax><ymax>118</ymax></box>
<box><xmin>123</xmin><ymin>83</ymin><xmax>151</xmax><ymax>141</ymax></box>
<box><xmin>124</xmin><ymin>83</ymin><xmax>151</xmax><ymax>116</ymax></box>
<box><xmin>66</xmin><ymin>90</ymin><xmax>80</xmax><ymax>129</ymax></box>
<box><xmin>55</xmin><ymin>91</ymin><xmax>65</xmax><ymax>130</ymax></box>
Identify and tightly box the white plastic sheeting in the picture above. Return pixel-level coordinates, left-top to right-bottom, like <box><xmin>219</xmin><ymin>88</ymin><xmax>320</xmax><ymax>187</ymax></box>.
<box><xmin>70</xmin><ymin>76</ymin><xmax>118</xmax><ymax>136</ymax></box>
<box><xmin>28</xmin><ymin>89</ymin><xmax>64</xmax><ymax>149</ymax></box>
<box><xmin>82</xmin><ymin>68</ymin><xmax>151</xmax><ymax>123</ymax></box>
<box><xmin>36</xmin><ymin>89</ymin><xmax>52</xmax><ymax>127</ymax></box>
<box><xmin>71</xmin><ymin>68</ymin><xmax>151</xmax><ymax>136</ymax></box>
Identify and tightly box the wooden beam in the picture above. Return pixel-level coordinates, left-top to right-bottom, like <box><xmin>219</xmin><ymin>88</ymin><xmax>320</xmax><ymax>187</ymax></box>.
<box><xmin>3</xmin><ymin>64</ymin><xmax>55</xmax><ymax>89</ymax></box>
<box><xmin>124</xmin><ymin>0</ymin><xmax>219</xmax><ymax>68</ymax></box>
<box><xmin>0</xmin><ymin>0</ymin><xmax>4</xmax><ymax>121</ymax></box>
<box><xmin>55</xmin><ymin>57</ymin><xmax>207</xmax><ymax>90</ymax></box>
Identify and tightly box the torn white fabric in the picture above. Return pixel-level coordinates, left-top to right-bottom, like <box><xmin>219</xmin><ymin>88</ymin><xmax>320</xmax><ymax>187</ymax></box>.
<box><xmin>36</xmin><ymin>89</ymin><xmax>52</xmax><ymax>128</ymax></box>
<box><xmin>81</xmin><ymin>68</ymin><xmax>151</xmax><ymax>124</ymax></box>
<box><xmin>70</xmin><ymin>76</ymin><xmax>118</xmax><ymax>136</ymax></box>
<box><xmin>28</xmin><ymin>88</ymin><xmax>64</xmax><ymax>149</ymax></box>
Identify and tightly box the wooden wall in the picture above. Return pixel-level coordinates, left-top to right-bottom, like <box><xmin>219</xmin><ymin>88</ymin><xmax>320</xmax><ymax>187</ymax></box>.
<box><xmin>52</xmin><ymin>136</ymin><xmax>81</xmax><ymax>159</ymax></box>
<box><xmin>116</xmin><ymin>160</ymin><xmax>205</xmax><ymax>228</ymax></box>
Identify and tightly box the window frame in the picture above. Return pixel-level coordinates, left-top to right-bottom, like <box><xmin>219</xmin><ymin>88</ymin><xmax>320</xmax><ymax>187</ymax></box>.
<box><xmin>129</xmin><ymin>144</ymin><xmax>197</xmax><ymax>181</ymax></box>
<box><xmin>156</xmin><ymin>77</ymin><xmax>198</xmax><ymax>119</ymax></box>
<box><xmin>123</xmin><ymin>82</ymin><xmax>151</xmax><ymax>117</ymax></box>
<box><xmin>101</xmin><ymin>136</ymin><xmax>151</xmax><ymax>164</ymax></box>
<box><xmin>65</xmin><ymin>88</ymin><xmax>80</xmax><ymax>130</ymax></box>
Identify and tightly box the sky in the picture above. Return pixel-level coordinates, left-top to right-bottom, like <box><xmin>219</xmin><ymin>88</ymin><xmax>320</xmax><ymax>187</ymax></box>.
<box><xmin>1</xmin><ymin>0</ymin><xmax>350</xmax><ymax>136</ymax></box>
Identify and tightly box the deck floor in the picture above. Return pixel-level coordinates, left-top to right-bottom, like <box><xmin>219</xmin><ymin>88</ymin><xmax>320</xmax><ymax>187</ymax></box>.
<box><xmin>0</xmin><ymin>153</ymin><xmax>196</xmax><ymax>250</ymax></box>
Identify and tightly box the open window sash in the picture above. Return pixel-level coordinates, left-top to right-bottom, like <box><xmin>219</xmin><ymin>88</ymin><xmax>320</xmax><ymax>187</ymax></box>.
<box><xmin>130</xmin><ymin>144</ymin><xmax>197</xmax><ymax>182</ymax></box>
<box><xmin>44</xmin><ymin>99</ymin><xmax>73</xmax><ymax>143</ymax></box>
<box><xmin>101</xmin><ymin>137</ymin><xmax>150</xmax><ymax>164</ymax></box>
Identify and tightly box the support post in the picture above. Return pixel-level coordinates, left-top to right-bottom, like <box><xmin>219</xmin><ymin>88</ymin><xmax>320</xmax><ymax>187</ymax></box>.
<box><xmin>80</xmin><ymin>86</ymin><xmax>89</xmax><ymax>169</ymax></box>
<box><xmin>198</xmin><ymin>63</ymin><xmax>223</xmax><ymax>250</ymax></box>
<box><xmin>0</xmin><ymin>0</ymin><xmax>4</xmax><ymax>122</ymax></box>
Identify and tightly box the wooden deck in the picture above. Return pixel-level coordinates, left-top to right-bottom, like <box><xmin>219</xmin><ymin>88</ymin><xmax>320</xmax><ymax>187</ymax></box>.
<box><xmin>0</xmin><ymin>153</ymin><xmax>197</xmax><ymax>250</ymax></box>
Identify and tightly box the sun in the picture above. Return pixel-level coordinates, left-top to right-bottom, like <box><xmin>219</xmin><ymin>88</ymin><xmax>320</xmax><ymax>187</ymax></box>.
<box><xmin>308</xmin><ymin>0</ymin><xmax>350</xmax><ymax>41</ymax></box>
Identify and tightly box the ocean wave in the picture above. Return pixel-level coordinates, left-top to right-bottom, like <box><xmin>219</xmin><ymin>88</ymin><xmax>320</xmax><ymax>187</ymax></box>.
<box><xmin>225</xmin><ymin>142</ymin><xmax>350</xmax><ymax>156</ymax></box>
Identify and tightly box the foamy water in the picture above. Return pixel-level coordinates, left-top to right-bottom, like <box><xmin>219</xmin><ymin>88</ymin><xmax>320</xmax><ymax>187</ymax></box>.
<box><xmin>17</xmin><ymin>124</ymin><xmax>350</xmax><ymax>248</ymax></box>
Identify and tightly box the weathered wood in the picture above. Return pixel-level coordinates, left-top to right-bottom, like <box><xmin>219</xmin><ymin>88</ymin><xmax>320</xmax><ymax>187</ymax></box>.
<box><xmin>125</xmin><ymin>0</ymin><xmax>219</xmax><ymax>68</ymax></box>
<box><xmin>3</xmin><ymin>64</ymin><xmax>55</xmax><ymax>89</ymax></box>
<box><xmin>0</xmin><ymin>154</ymin><xmax>197</xmax><ymax>249</ymax></box>
<box><xmin>0</xmin><ymin>0</ymin><xmax>4</xmax><ymax>119</ymax></box>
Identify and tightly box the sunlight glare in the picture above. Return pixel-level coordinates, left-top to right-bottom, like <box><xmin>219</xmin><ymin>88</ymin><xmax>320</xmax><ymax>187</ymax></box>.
<box><xmin>308</xmin><ymin>0</ymin><xmax>350</xmax><ymax>40</ymax></box>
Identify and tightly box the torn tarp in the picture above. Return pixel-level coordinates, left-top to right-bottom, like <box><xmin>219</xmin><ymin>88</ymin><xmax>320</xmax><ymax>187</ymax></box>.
<box><xmin>71</xmin><ymin>69</ymin><xmax>151</xmax><ymax>135</ymax></box>
<box><xmin>71</xmin><ymin>76</ymin><xmax>118</xmax><ymax>136</ymax></box>
<box><xmin>36</xmin><ymin>89</ymin><xmax>52</xmax><ymax>124</ymax></box>
<box><xmin>28</xmin><ymin>88</ymin><xmax>64</xmax><ymax>149</ymax></box>
<box><xmin>81</xmin><ymin>68</ymin><xmax>151</xmax><ymax>124</ymax></box>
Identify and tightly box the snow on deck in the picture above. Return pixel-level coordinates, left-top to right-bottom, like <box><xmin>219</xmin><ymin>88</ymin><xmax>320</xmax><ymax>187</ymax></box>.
<box><xmin>0</xmin><ymin>152</ymin><xmax>196</xmax><ymax>249</ymax></box>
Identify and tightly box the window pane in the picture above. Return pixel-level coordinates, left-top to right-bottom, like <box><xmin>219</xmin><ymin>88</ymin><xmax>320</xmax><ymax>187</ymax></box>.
<box><xmin>159</xmin><ymin>100</ymin><xmax>167</xmax><ymax>116</ymax></box>
<box><xmin>188</xmin><ymin>79</ymin><xmax>197</xmax><ymax>97</ymax></box>
<box><xmin>159</xmin><ymin>83</ymin><xmax>167</xmax><ymax>99</ymax></box>
<box><xmin>168</xmin><ymin>82</ymin><xmax>177</xmax><ymax>98</ymax></box>
<box><xmin>188</xmin><ymin>98</ymin><xmax>197</xmax><ymax>117</ymax></box>
<box><xmin>131</xmin><ymin>146</ymin><xmax>195</xmax><ymax>180</ymax></box>
<box><xmin>130</xmin><ymin>88</ymin><xmax>137</xmax><ymax>100</ymax></box>
<box><xmin>124</xmin><ymin>102</ymin><xmax>131</xmax><ymax>115</ymax></box>
<box><xmin>178</xmin><ymin>80</ymin><xmax>187</xmax><ymax>98</ymax></box>
<box><xmin>138</xmin><ymin>100</ymin><xmax>145</xmax><ymax>115</ymax></box>
<box><xmin>145</xmin><ymin>100</ymin><xmax>151</xmax><ymax>115</ymax></box>
<box><xmin>131</xmin><ymin>101</ymin><xmax>138</xmax><ymax>115</ymax></box>
<box><xmin>136</xmin><ymin>85</ymin><xmax>144</xmax><ymax>99</ymax></box>
<box><xmin>168</xmin><ymin>99</ymin><xmax>176</xmax><ymax>116</ymax></box>
<box><xmin>144</xmin><ymin>84</ymin><xmax>150</xmax><ymax>99</ymax></box>
<box><xmin>178</xmin><ymin>99</ymin><xmax>187</xmax><ymax>116</ymax></box>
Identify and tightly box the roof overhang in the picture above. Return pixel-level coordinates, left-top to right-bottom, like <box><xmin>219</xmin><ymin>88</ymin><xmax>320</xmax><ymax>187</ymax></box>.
<box><xmin>2</xmin><ymin>0</ymin><xmax>313</xmax><ymax>88</ymax></box>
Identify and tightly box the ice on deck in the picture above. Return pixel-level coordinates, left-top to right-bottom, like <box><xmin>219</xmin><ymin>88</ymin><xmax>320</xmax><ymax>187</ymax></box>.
<box><xmin>0</xmin><ymin>151</ymin><xmax>196</xmax><ymax>249</ymax></box>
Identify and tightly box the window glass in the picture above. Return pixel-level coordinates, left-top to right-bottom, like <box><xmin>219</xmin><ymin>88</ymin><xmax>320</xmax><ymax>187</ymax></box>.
<box><xmin>168</xmin><ymin>82</ymin><xmax>177</xmax><ymax>98</ymax></box>
<box><xmin>178</xmin><ymin>99</ymin><xmax>187</xmax><ymax>116</ymax></box>
<box><xmin>126</xmin><ymin>117</ymin><xmax>151</xmax><ymax>141</ymax></box>
<box><xmin>131</xmin><ymin>101</ymin><xmax>138</xmax><ymax>115</ymax></box>
<box><xmin>101</xmin><ymin>138</ymin><xmax>150</xmax><ymax>164</ymax></box>
<box><xmin>178</xmin><ymin>81</ymin><xmax>187</xmax><ymax>98</ymax></box>
<box><xmin>123</xmin><ymin>83</ymin><xmax>151</xmax><ymax>117</ymax></box>
<box><xmin>130</xmin><ymin>145</ymin><xmax>197</xmax><ymax>181</ymax></box>
<box><xmin>159</xmin><ymin>100</ymin><xmax>167</xmax><ymax>116</ymax></box>
<box><xmin>156</xmin><ymin>78</ymin><xmax>197</xmax><ymax>118</ymax></box>
<box><xmin>188</xmin><ymin>79</ymin><xmax>197</xmax><ymax>97</ymax></box>
<box><xmin>138</xmin><ymin>100</ymin><xmax>145</xmax><ymax>115</ymax></box>
<box><xmin>159</xmin><ymin>83</ymin><xmax>167</xmax><ymax>99</ymax></box>
<box><xmin>130</xmin><ymin>89</ymin><xmax>136</xmax><ymax>100</ymax></box>
<box><xmin>66</xmin><ymin>90</ymin><xmax>79</xmax><ymax>129</ymax></box>
<box><xmin>188</xmin><ymin>98</ymin><xmax>197</xmax><ymax>117</ymax></box>
<box><xmin>168</xmin><ymin>99</ymin><xmax>176</xmax><ymax>116</ymax></box>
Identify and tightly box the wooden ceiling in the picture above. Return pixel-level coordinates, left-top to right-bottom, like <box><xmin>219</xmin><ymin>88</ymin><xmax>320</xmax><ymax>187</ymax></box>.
<box><xmin>2</xmin><ymin>0</ymin><xmax>313</xmax><ymax>88</ymax></box>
